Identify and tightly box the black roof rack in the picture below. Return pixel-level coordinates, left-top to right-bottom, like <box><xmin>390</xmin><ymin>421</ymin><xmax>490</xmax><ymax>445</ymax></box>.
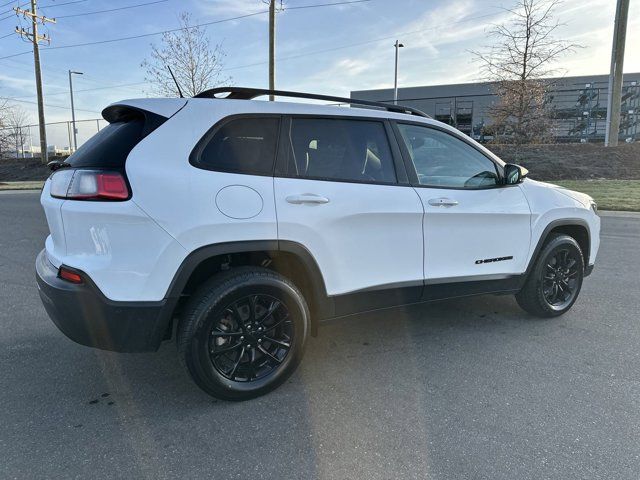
<box><xmin>193</xmin><ymin>87</ymin><xmax>431</xmax><ymax>119</ymax></box>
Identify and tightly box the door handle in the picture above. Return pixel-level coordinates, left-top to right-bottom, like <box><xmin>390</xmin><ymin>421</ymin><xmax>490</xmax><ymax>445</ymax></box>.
<box><xmin>286</xmin><ymin>194</ymin><xmax>330</xmax><ymax>205</ymax></box>
<box><xmin>428</xmin><ymin>197</ymin><xmax>458</xmax><ymax>207</ymax></box>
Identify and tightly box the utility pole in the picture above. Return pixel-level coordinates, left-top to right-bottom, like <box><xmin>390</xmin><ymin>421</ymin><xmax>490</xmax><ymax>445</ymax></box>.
<box><xmin>68</xmin><ymin>70</ymin><xmax>83</xmax><ymax>151</ymax></box>
<box><xmin>14</xmin><ymin>1</ymin><xmax>55</xmax><ymax>163</ymax></box>
<box><xmin>393</xmin><ymin>40</ymin><xmax>404</xmax><ymax>105</ymax></box>
<box><xmin>605</xmin><ymin>0</ymin><xmax>630</xmax><ymax>147</ymax></box>
<box><xmin>268</xmin><ymin>0</ymin><xmax>276</xmax><ymax>101</ymax></box>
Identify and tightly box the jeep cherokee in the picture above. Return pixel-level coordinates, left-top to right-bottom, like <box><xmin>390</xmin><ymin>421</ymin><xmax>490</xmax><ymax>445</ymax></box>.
<box><xmin>36</xmin><ymin>87</ymin><xmax>600</xmax><ymax>400</ymax></box>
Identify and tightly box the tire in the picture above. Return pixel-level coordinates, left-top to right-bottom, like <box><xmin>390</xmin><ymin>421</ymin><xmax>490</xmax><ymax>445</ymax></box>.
<box><xmin>516</xmin><ymin>233</ymin><xmax>585</xmax><ymax>318</ymax></box>
<box><xmin>177</xmin><ymin>266</ymin><xmax>309</xmax><ymax>401</ymax></box>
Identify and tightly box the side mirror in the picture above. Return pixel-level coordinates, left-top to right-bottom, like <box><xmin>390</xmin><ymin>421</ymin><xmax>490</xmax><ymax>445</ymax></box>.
<box><xmin>504</xmin><ymin>163</ymin><xmax>529</xmax><ymax>185</ymax></box>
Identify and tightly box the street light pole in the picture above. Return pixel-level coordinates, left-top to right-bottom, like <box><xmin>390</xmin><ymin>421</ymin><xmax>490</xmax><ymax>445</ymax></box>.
<box><xmin>393</xmin><ymin>40</ymin><xmax>404</xmax><ymax>105</ymax></box>
<box><xmin>68</xmin><ymin>70</ymin><xmax>83</xmax><ymax>151</ymax></box>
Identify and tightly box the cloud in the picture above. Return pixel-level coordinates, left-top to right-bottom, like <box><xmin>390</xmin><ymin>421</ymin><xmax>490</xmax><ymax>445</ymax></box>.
<box><xmin>287</xmin><ymin>0</ymin><xmax>504</xmax><ymax>94</ymax></box>
<box><xmin>197</xmin><ymin>0</ymin><xmax>270</xmax><ymax>20</ymax></box>
<box><xmin>317</xmin><ymin>0</ymin><xmax>639</xmax><ymax>94</ymax></box>
<box><xmin>0</xmin><ymin>74</ymin><xmax>39</xmax><ymax>93</ymax></box>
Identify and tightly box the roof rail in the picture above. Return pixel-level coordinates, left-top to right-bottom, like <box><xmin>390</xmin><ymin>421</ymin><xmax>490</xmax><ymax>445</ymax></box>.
<box><xmin>193</xmin><ymin>87</ymin><xmax>431</xmax><ymax>119</ymax></box>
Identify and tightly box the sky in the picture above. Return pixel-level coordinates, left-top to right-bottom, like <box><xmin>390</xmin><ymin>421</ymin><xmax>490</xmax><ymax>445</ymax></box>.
<box><xmin>0</xmin><ymin>0</ymin><xmax>638</xmax><ymax>147</ymax></box>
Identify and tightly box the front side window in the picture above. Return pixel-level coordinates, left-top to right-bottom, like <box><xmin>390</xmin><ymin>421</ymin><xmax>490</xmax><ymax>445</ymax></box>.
<box><xmin>286</xmin><ymin>118</ymin><xmax>397</xmax><ymax>183</ymax></box>
<box><xmin>194</xmin><ymin>117</ymin><xmax>280</xmax><ymax>175</ymax></box>
<box><xmin>397</xmin><ymin>124</ymin><xmax>500</xmax><ymax>188</ymax></box>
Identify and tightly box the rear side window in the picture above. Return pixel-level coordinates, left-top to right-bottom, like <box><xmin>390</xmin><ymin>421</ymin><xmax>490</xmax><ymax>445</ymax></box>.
<box><xmin>65</xmin><ymin>120</ymin><xmax>144</xmax><ymax>169</ymax></box>
<box><xmin>285</xmin><ymin>118</ymin><xmax>397</xmax><ymax>183</ymax></box>
<box><xmin>192</xmin><ymin>118</ymin><xmax>280</xmax><ymax>175</ymax></box>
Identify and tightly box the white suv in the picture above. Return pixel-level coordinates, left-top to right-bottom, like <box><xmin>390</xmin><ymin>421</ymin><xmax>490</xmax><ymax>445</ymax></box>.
<box><xmin>36</xmin><ymin>88</ymin><xmax>600</xmax><ymax>400</ymax></box>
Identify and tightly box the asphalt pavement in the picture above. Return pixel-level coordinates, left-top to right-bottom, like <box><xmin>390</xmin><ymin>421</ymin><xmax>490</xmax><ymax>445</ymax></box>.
<box><xmin>1</xmin><ymin>191</ymin><xmax>639</xmax><ymax>480</ymax></box>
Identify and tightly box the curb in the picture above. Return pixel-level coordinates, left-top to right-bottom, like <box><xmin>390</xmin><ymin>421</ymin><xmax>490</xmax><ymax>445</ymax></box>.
<box><xmin>0</xmin><ymin>181</ymin><xmax>45</xmax><ymax>192</ymax></box>
<box><xmin>598</xmin><ymin>210</ymin><xmax>640</xmax><ymax>218</ymax></box>
<box><xmin>0</xmin><ymin>189</ymin><xmax>42</xmax><ymax>194</ymax></box>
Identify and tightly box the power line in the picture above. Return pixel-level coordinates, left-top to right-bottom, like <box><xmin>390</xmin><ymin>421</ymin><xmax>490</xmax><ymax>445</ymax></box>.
<box><xmin>46</xmin><ymin>10</ymin><xmax>270</xmax><ymax>50</ymax></box>
<box><xmin>0</xmin><ymin>49</ymin><xmax>32</xmax><ymax>59</ymax></box>
<box><xmin>1</xmin><ymin>9</ymin><xmax>503</xmax><ymax>94</ymax></box>
<box><xmin>40</xmin><ymin>0</ymin><xmax>90</xmax><ymax>9</ymax></box>
<box><xmin>0</xmin><ymin>9</ymin><xmax>265</xmax><ymax>56</ymax></box>
<box><xmin>284</xmin><ymin>0</ymin><xmax>370</xmax><ymax>10</ymax></box>
<box><xmin>1</xmin><ymin>53</ymin><xmax>146</xmax><ymax>95</ymax></box>
<box><xmin>0</xmin><ymin>4</ymin><xmax>503</xmax><ymax>106</ymax></box>
<box><xmin>0</xmin><ymin>0</ymin><xmax>83</xmax><ymax>18</ymax></box>
<box><xmin>221</xmin><ymin>11</ymin><xmax>501</xmax><ymax>72</ymax></box>
<box><xmin>1</xmin><ymin>0</ymin><xmax>373</xmax><ymax>56</ymax></box>
<box><xmin>54</xmin><ymin>0</ymin><xmax>167</xmax><ymax>19</ymax></box>
<box><xmin>0</xmin><ymin>1</ymin><xmax>27</xmax><ymax>17</ymax></box>
<box><xmin>7</xmin><ymin>80</ymin><xmax>150</xmax><ymax>100</ymax></box>
<box><xmin>0</xmin><ymin>0</ymin><xmax>63</xmax><ymax>11</ymax></box>
<box><xmin>0</xmin><ymin>94</ymin><xmax>100</xmax><ymax>112</ymax></box>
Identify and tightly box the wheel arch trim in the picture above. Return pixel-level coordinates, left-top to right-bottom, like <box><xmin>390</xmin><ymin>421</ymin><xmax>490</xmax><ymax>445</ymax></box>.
<box><xmin>524</xmin><ymin>218</ymin><xmax>591</xmax><ymax>279</ymax></box>
<box><xmin>164</xmin><ymin>239</ymin><xmax>332</xmax><ymax>317</ymax></box>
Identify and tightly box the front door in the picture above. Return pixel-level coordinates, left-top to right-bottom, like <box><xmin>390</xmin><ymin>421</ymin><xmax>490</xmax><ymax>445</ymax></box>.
<box><xmin>394</xmin><ymin>122</ymin><xmax>531</xmax><ymax>284</ymax></box>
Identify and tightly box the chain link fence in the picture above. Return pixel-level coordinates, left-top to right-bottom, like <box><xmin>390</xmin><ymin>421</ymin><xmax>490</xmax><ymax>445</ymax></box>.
<box><xmin>0</xmin><ymin>118</ymin><xmax>107</xmax><ymax>159</ymax></box>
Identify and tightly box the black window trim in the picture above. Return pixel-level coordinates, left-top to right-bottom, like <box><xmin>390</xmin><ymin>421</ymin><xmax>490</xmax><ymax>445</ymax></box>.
<box><xmin>189</xmin><ymin>113</ymin><xmax>283</xmax><ymax>177</ymax></box>
<box><xmin>273</xmin><ymin>113</ymin><xmax>411</xmax><ymax>187</ymax></box>
<box><xmin>391</xmin><ymin>120</ymin><xmax>511</xmax><ymax>191</ymax></box>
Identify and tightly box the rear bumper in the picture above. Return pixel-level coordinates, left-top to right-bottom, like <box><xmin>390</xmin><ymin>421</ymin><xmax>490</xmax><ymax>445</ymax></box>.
<box><xmin>35</xmin><ymin>249</ymin><xmax>171</xmax><ymax>352</ymax></box>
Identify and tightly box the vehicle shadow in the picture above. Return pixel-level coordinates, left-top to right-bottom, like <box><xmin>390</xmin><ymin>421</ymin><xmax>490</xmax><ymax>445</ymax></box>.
<box><xmin>3</xmin><ymin>293</ymin><xmax>555</xmax><ymax>479</ymax></box>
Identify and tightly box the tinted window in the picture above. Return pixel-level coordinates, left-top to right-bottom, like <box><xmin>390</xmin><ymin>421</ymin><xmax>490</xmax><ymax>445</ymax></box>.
<box><xmin>286</xmin><ymin>118</ymin><xmax>396</xmax><ymax>183</ymax></box>
<box><xmin>65</xmin><ymin>119</ymin><xmax>144</xmax><ymax>169</ymax></box>
<box><xmin>397</xmin><ymin>124</ymin><xmax>499</xmax><ymax>188</ymax></box>
<box><xmin>196</xmin><ymin>118</ymin><xmax>279</xmax><ymax>175</ymax></box>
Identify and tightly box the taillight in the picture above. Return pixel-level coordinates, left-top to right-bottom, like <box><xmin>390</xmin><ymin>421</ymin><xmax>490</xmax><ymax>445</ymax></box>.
<box><xmin>50</xmin><ymin>169</ymin><xmax>130</xmax><ymax>201</ymax></box>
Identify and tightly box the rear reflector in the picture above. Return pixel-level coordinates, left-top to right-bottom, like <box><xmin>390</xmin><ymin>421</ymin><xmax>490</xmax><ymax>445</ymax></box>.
<box><xmin>58</xmin><ymin>267</ymin><xmax>83</xmax><ymax>284</ymax></box>
<box><xmin>50</xmin><ymin>169</ymin><xmax>130</xmax><ymax>201</ymax></box>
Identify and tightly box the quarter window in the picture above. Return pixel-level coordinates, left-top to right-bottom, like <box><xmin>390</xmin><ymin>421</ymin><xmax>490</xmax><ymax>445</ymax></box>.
<box><xmin>194</xmin><ymin>118</ymin><xmax>280</xmax><ymax>175</ymax></box>
<box><xmin>286</xmin><ymin>118</ymin><xmax>397</xmax><ymax>183</ymax></box>
<box><xmin>397</xmin><ymin>124</ymin><xmax>500</xmax><ymax>188</ymax></box>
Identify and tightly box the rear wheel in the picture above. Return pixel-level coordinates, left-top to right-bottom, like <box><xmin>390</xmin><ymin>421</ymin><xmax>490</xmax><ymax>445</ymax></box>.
<box><xmin>177</xmin><ymin>267</ymin><xmax>309</xmax><ymax>400</ymax></box>
<box><xmin>516</xmin><ymin>234</ymin><xmax>584</xmax><ymax>317</ymax></box>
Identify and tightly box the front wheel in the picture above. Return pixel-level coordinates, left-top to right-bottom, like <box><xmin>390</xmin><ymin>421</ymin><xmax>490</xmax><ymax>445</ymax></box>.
<box><xmin>516</xmin><ymin>234</ymin><xmax>584</xmax><ymax>317</ymax></box>
<box><xmin>177</xmin><ymin>267</ymin><xmax>309</xmax><ymax>401</ymax></box>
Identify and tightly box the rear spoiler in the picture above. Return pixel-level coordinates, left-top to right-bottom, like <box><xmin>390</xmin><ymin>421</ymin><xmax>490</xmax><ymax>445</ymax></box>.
<box><xmin>102</xmin><ymin>98</ymin><xmax>187</xmax><ymax>123</ymax></box>
<box><xmin>102</xmin><ymin>98</ymin><xmax>188</xmax><ymax>138</ymax></box>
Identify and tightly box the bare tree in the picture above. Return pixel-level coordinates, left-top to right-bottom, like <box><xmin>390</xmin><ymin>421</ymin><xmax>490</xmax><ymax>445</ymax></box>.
<box><xmin>0</xmin><ymin>103</ymin><xmax>30</xmax><ymax>159</ymax></box>
<box><xmin>0</xmin><ymin>100</ymin><xmax>10</xmax><ymax>158</ymax></box>
<box><xmin>472</xmin><ymin>0</ymin><xmax>578</xmax><ymax>144</ymax></box>
<box><xmin>142</xmin><ymin>12</ymin><xmax>231</xmax><ymax>97</ymax></box>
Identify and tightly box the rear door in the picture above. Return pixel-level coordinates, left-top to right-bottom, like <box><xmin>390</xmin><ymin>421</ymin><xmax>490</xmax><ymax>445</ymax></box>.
<box><xmin>274</xmin><ymin>116</ymin><xmax>424</xmax><ymax>315</ymax></box>
<box><xmin>393</xmin><ymin>122</ymin><xmax>531</xmax><ymax>284</ymax></box>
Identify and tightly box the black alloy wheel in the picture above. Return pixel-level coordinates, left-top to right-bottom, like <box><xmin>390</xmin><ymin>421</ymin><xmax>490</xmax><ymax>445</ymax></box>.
<box><xmin>178</xmin><ymin>267</ymin><xmax>309</xmax><ymax>401</ymax></box>
<box><xmin>541</xmin><ymin>247</ymin><xmax>580</xmax><ymax>310</ymax></box>
<box><xmin>516</xmin><ymin>233</ymin><xmax>585</xmax><ymax>317</ymax></box>
<box><xmin>208</xmin><ymin>294</ymin><xmax>293</xmax><ymax>382</ymax></box>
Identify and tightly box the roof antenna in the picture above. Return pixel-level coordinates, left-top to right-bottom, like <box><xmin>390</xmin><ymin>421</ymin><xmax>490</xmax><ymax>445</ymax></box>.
<box><xmin>167</xmin><ymin>66</ymin><xmax>184</xmax><ymax>98</ymax></box>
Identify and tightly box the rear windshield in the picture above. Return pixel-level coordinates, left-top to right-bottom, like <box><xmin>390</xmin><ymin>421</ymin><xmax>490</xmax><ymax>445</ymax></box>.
<box><xmin>64</xmin><ymin>120</ymin><xmax>145</xmax><ymax>169</ymax></box>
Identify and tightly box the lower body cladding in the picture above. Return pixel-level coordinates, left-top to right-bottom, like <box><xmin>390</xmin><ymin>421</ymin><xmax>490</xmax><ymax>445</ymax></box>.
<box><xmin>35</xmin><ymin>249</ymin><xmax>173</xmax><ymax>352</ymax></box>
<box><xmin>36</xmin><ymin>247</ymin><xmax>596</xmax><ymax>354</ymax></box>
